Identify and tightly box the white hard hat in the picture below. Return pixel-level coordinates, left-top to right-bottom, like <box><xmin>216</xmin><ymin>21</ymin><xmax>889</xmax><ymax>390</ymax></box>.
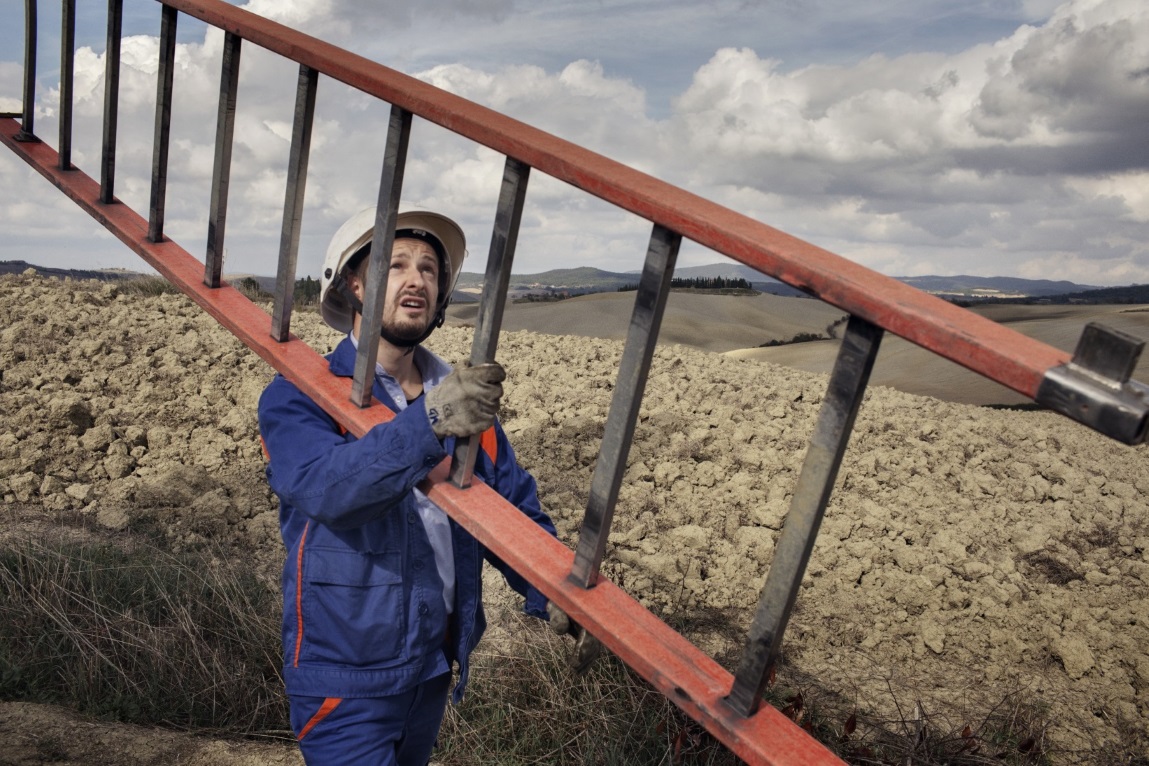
<box><xmin>319</xmin><ymin>207</ymin><xmax>467</xmax><ymax>334</ymax></box>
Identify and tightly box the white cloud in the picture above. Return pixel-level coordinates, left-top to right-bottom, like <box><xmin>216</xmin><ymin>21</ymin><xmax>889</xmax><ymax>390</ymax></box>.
<box><xmin>2</xmin><ymin>0</ymin><xmax>1147</xmax><ymax>286</ymax></box>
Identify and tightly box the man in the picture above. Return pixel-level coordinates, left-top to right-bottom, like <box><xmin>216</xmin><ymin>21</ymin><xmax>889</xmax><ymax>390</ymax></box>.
<box><xmin>258</xmin><ymin>207</ymin><xmax>557</xmax><ymax>765</ymax></box>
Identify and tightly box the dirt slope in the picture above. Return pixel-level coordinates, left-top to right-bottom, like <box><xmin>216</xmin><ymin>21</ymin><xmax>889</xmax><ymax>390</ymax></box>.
<box><xmin>1</xmin><ymin>273</ymin><xmax>1147</xmax><ymax>764</ymax></box>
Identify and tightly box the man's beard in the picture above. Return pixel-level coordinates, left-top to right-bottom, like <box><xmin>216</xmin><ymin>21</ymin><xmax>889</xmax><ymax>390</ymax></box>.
<box><xmin>382</xmin><ymin>310</ymin><xmax>430</xmax><ymax>342</ymax></box>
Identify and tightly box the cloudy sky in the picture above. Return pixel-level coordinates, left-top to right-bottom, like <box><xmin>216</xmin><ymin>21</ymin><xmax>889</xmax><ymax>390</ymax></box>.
<box><xmin>1</xmin><ymin>0</ymin><xmax>1147</xmax><ymax>286</ymax></box>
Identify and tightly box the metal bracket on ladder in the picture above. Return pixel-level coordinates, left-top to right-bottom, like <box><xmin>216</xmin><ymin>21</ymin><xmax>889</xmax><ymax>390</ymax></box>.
<box><xmin>1036</xmin><ymin>322</ymin><xmax>1149</xmax><ymax>445</ymax></box>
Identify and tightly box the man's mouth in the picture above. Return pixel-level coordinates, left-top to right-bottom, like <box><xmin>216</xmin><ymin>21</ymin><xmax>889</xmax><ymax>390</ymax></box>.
<box><xmin>398</xmin><ymin>294</ymin><xmax>427</xmax><ymax>310</ymax></box>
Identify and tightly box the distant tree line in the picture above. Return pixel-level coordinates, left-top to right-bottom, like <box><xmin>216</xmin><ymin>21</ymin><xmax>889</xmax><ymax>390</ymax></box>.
<box><xmin>294</xmin><ymin>275</ymin><xmax>321</xmax><ymax>305</ymax></box>
<box><xmin>618</xmin><ymin>276</ymin><xmax>753</xmax><ymax>292</ymax></box>
<box><xmin>949</xmin><ymin>283</ymin><xmax>1149</xmax><ymax>307</ymax></box>
<box><xmin>230</xmin><ymin>276</ymin><xmax>322</xmax><ymax>307</ymax></box>
<box><xmin>757</xmin><ymin>315</ymin><xmax>849</xmax><ymax>347</ymax></box>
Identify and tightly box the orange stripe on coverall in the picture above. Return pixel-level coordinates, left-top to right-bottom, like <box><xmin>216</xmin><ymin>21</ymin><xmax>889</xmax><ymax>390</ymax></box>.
<box><xmin>298</xmin><ymin>696</ymin><xmax>343</xmax><ymax>740</ymax></box>
<box><xmin>293</xmin><ymin>520</ymin><xmax>310</xmax><ymax>668</ymax></box>
<box><xmin>480</xmin><ymin>425</ymin><xmax>497</xmax><ymax>464</ymax></box>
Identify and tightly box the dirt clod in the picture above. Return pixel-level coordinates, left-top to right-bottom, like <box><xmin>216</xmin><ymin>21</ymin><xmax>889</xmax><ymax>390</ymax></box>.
<box><xmin>1</xmin><ymin>273</ymin><xmax>1147</xmax><ymax>763</ymax></box>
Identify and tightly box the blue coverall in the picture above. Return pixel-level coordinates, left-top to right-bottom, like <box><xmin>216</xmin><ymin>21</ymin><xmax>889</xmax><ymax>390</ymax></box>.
<box><xmin>258</xmin><ymin>336</ymin><xmax>555</xmax><ymax>764</ymax></box>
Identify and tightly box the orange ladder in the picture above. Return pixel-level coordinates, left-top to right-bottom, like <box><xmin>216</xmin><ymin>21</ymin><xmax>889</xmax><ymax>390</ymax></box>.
<box><xmin>4</xmin><ymin>1</ymin><xmax>1147</xmax><ymax>764</ymax></box>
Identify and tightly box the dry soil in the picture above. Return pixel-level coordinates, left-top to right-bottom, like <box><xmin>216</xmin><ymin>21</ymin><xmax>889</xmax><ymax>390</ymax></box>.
<box><xmin>1</xmin><ymin>272</ymin><xmax>1147</xmax><ymax>764</ymax></box>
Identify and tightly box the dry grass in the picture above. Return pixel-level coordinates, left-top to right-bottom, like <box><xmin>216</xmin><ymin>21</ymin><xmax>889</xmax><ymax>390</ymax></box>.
<box><xmin>438</xmin><ymin>611</ymin><xmax>738</xmax><ymax>765</ymax></box>
<box><xmin>0</xmin><ymin>532</ymin><xmax>287</xmax><ymax>735</ymax></box>
<box><xmin>0</xmin><ymin>529</ymin><xmax>1065</xmax><ymax>764</ymax></box>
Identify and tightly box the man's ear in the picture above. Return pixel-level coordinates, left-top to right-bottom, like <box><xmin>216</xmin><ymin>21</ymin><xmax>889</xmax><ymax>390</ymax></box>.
<box><xmin>345</xmin><ymin>269</ymin><xmax>363</xmax><ymax>300</ymax></box>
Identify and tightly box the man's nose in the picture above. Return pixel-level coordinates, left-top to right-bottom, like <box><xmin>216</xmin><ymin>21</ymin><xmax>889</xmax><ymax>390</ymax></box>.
<box><xmin>394</xmin><ymin>265</ymin><xmax>421</xmax><ymax>289</ymax></box>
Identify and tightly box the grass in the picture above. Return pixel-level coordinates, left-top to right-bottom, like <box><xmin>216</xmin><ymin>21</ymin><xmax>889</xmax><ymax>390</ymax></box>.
<box><xmin>118</xmin><ymin>275</ymin><xmax>183</xmax><ymax>296</ymax></box>
<box><xmin>440</xmin><ymin>608</ymin><xmax>1055</xmax><ymax>766</ymax></box>
<box><xmin>0</xmin><ymin>529</ymin><xmax>1061</xmax><ymax>764</ymax></box>
<box><xmin>0</xmin><ymin>532</ymin><xmax>286</xmax><ymax>735</ymax></box>
<box><xmin>438</xmin><ymin>613</ymin><xmax>738</xmax><ymax>765</ymax></box>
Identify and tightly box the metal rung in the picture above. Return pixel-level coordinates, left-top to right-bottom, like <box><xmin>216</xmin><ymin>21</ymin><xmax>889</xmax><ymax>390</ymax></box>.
<box><xmin>351</xmin><ymin>104</ymin><xmax>412</xmax><ymax>408</ymax></box>
<box><xmin>148</xmin><ymin>4</ymin><xmax>178</xmax><ymax>242</ymax></box>
<box><xmin>726</xmin><ymin>315</ymin><xmax>883</xmax><ymax>716</ymax></box>
<box><xmin>205</xmin><ymin>31</ymin><xmax>243</xmax><ymax>288</ymax></box>
<box><xmin>569</xmin><ymin>223</ymin><xmax>681</xmax><ymax>589</ymax></box>
<box><xmin>58</xmin><ymin>0</ymin><xmax>76</xmax><ymax>170</ymax></box>
<box><xmin>271</xmin><ymin>64</ymin><xmax>319</xmax><ymax>342</ymax></box>
<box><xmin>100</xmin><ymin>0</ymin><xmax>124</xmax><ymax>202</ymax></box>
<box><xmin>17</xmin><ymin>0</ymin><xmax>38</xmax><ymax>142</ymax></box>
<box><xmin>451</xmin><ymin>156</ymin><xmax>531</xmax><ymax>488</ymax></box>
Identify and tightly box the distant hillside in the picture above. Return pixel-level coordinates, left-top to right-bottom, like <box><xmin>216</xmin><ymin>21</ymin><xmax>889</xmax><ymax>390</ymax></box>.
<box><xmin>455</xmin><ymin>267</ymin><xmax>629</xmax><ymax>290</ymax></box>
<box><xmin>0</xmin><ymin>260</ymin><xmax>145</xmax><ymax>282</ymax></box>
<box><xmin>9</xmin><ymin>260</ymin><xmax>1131</xmax><ymax>304</ymax></box>
<box><xmin>457</xmin><ymin>264</ymin><xmax>1103</xmax><ymax>300</ymax></box>
<box><xmin>897</xmin><ymin>274</ymin><xmax>1097</xmax><ymax>298</ymax></box>
<box><xmin>456</xmin><ymin>264</ymin><xmax>808</xmax><ymax>297</ymax></box>
<box><xmin>1038</xmin><ymin>283</ymin><xmax>1149</xmax><ymax>304</ymax></box>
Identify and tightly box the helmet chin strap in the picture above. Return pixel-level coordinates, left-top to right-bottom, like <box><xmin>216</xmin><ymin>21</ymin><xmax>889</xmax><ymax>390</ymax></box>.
<box><xmin>336</xmin><ymin>278</ymin><xmax>445</xmax><ymax>349</ymax></box>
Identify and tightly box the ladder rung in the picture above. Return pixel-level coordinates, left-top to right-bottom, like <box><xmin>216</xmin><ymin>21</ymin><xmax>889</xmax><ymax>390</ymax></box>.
<box><xmin>204</xmin><ymin>31</ymin><xmax>243</xmax><ymax>289</ymax></box>
<box><xmin>271</xmin><ymin>64</ymin><xmax>318</xmax><ymax>342</ymax></box>
<box><xmin>450</xmin><ymin>156</ymin><xmax>531</xmax><ymax>488</ymax></box>
<box><xmin>569</xmin><ymin>223</ymin><xmax>680</xmax><ymax>588</ymax></box>
<box><xmin>351</xmin><ymin>104</ymin><xmax>412</xmax><ymax>408</ymax></box>
<box><xmin>58</xmin><ymin>0</ymin><xmax>76</xmax><ymax>170</ymax></box>
<box><xmin>18</xmin><ymin>0</ymin><xmax>37</xmax><ymax>140</ymax></box>
<box><xmin>726</xmin><ymin>315</ymin><xmax>883</xmax><ymax>716</ymax></box>
<box><xmin>147</xmin><ymin>4</ymin><xmax>178</xmax><ymax>243</ymax></box>
<box><xmin>99</xmin><ymin>0</ymin><xmax>124</xmax><ymax>203</ymax></box>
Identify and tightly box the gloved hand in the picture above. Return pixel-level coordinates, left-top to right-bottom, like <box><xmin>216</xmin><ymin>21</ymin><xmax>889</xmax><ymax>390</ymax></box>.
<box><xmin>425</xmin><ymin>362</ymin><xmax>506</xmax><ymax>438</ymax></box>
<box><xmin>546</xmin><ymin>601</ymin><xmax>603</xmax><ymax>674</ymax></box>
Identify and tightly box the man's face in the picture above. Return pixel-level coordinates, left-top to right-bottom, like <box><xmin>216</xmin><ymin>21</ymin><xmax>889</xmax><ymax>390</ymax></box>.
<box><xmin>349</xmin><ymin>237</ymin><xmax>441</xmax><ymax>343</ymax></box>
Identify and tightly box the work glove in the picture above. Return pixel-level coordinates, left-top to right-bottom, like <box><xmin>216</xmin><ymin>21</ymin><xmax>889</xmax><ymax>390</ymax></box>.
<box><xmin>425</xmin><ymin>362</ymin><xmax>506</xmax><ymax>439</ymax></box>
<box><xmin>547</xmin><ymin>601</ymin><xmax>604</xmax><ymax>675</ymax></box>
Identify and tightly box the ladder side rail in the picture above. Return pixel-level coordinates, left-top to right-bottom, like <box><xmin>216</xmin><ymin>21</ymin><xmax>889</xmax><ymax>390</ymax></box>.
<box><xmin>0</xmin><ymin>123</ymin><xmax>846</xmax><ymax>766</ymax></box>
<box><xmin>58</xmin><ymin>0</ymin><xmax>76</xmax><ymax>169</ymax></box>
<box><xmin>350</xmin><ymin>105</ymin><xmax>412</xmax><ymax>408</ymax></box>
<box><xmin>726</xmin><ymin>316</ymin><xmax>884</xmax><ymax>716</ymax></box>
<box><xmin>569</xmin><ymin>224</ymin><xmax>681</xmax><ymax>589</ymax></box>
<box><xmin>270</xmin><ymin>64</ymin><xmax>318</xmax><ymax>342</ymax></box>
<box><xmin>159</xmin><ymin>0</ymin><xmax>1148</xmax><ymax>445</ymax></box>
<box><xmin>450</xmin><ymin>156</ymin><xmax>531</xmax><ymax>489</ymax></box>
<box><xmin>147</xmin><ymin>4</ymin><xmax>178</xmax><ymax>242</ymax></box>
<box><xmin>99</xmin><ymin>0</ymin><xmax>123</xmax><ymax>202</ymax></box>
<box><xmin>16</xmin><ymin>0</ymin><xmax>38</xmax><ymax>138</ymax></box>
<box><xmin>204</xmin><ymin>31</ymin><xmax>242</xmax><ymax>288</ymax></box>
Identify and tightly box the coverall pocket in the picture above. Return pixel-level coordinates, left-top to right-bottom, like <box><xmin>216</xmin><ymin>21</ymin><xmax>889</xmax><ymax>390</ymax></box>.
<box><xmin>302</xmin><ymin>548</ymin><xmax>406</xmax><ymax>666</ymax></box>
